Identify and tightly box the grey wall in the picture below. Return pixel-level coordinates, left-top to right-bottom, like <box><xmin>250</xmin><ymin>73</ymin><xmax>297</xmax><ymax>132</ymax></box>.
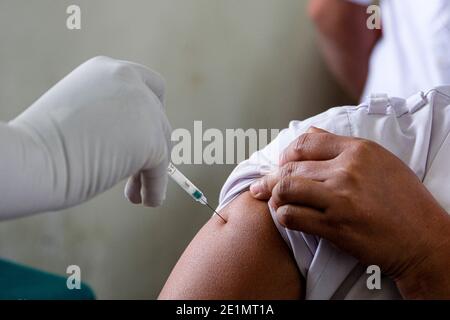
<box><xmin>0</xmin><ymin>0</ymin><xmax>348</xmax><ymax>299</ymax></box>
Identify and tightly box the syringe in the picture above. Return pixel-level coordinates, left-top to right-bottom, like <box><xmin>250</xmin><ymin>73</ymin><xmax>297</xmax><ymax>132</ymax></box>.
<box><xmin>167</xmin><ymin>163</ymin><xmax>226</xmax><ymax>222</ymax></box>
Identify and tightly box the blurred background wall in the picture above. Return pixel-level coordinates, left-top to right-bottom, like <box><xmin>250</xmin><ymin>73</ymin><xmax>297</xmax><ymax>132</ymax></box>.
<box><xmin>0</xmin><ymin>0</ymin><xmax>348</xmax><ymax>299</ymax></box>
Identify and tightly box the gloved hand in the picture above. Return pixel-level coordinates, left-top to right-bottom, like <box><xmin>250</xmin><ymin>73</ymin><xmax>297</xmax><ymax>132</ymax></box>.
<box><xmin>0</xmin><ymin>56</ymin><xmax>172</xmax><ymax>220</ymax></box>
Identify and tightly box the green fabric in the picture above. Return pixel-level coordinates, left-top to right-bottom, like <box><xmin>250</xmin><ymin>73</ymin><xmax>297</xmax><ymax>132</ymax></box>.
<box><xmin>0</xmin><ymin>258</ymin><xmax>95</xmax><ymax>300</ymax></box>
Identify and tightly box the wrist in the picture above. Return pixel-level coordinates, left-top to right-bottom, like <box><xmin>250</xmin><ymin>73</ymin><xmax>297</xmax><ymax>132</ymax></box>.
<box><xmin>395</xmin><ymin>214</ymin><xmax>450</xmax><ymax>299</ymax></box>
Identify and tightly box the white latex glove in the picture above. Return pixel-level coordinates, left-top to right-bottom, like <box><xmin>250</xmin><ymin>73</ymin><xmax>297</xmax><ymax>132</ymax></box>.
<box><xmin>0</xmin><ymin>56</ymin><xmax>172</xmax><ymax>220</ymax></box>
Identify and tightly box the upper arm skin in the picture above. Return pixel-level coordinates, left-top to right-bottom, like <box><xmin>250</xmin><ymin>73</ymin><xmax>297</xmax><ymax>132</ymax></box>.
<box><xmin>158</xmin><ymin>192</ymin><xmax>303</xmax><ymax>300</ymax></box>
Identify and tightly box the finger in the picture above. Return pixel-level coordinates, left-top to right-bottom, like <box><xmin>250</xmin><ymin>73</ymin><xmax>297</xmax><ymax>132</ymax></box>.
<box><xmin>279</xmin><ymin>160</ymin><xmax>333</xmax><ymax>182</ymax></box>
<box><xmin>269</xmin><ymin>176</ymin><xmax>332</xmax><ymax>210</ymax></box>
<box><xmin>125</xmin><ymin>173</ymin><xmax>143</xmax><ymax>204</ymax></box>
<box><xmin>141</xmin><ymin>160</ymin><xmax>169</xmax><ymax>207</ymax></box>
<box><xmin>280</xmin><ymin>127</ymin><xmax>350</xmax><ymax>165</ymax></box>
<box><xmin>250</xmin><ymin>160</ymin><xmax>332</xmax><ymax>200</ymax></box>
<box><xmin>249</xmin><ymin>172</ymin><xmax>279</xmax><ymax>200</ymax></box>
<box><xmin>140</xmin><ymin>68</ymin><xmax>166</xmax><ymax>105</ymax></box>
<box><xmin>121</xmin><ymin>59</ymin><xmax>167</xmax><ymax>105</ymax></box>
<box><xmin>276</xmin><ymin>205</ymin><xmax>331</xmax><ymax>237</ymax></box>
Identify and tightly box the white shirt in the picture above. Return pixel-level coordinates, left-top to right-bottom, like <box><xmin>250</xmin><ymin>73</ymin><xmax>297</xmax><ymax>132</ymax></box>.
<box><xmin>217</xmin><ymin>86</ymin><xmax>450</xmax><ymax>299</ymax></box>
<box><xmin>350</xmin><ymin>0</ymin><xmax>450</xmax><ymax>99</ymax></box>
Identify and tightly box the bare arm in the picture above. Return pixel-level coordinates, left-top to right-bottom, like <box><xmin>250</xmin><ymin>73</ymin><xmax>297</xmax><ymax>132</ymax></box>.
<box><xmin>308</xmin><ymin>0</ymin><xmax>382</xmax><ymax>99</ymax></box>
<box><xmin>159</xmin><ymin>192</ymin><xmax>303</xmax><ymax>300</ymax></box>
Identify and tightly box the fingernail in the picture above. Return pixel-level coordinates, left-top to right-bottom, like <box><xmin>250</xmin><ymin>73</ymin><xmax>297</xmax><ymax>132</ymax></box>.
<box><xmin>250</xmin><ymin>181</ymin><xmax>262</xmax><ymax>197</ymax></box>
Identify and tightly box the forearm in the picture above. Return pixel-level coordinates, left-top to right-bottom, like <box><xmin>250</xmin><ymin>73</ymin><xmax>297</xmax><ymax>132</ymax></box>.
<box><xmin>396</xmin><ymin>214</ymin><xmax>450</xmax><ymax>299</ymax></box>
<box><xmin>308</xmin><ymin>0</ymin><xmax>381</xmax><ymax>99</ymax></box>
<box><xmin>0</xmin><ymin>122</ymin><xmax>61</xmax><ymax>219</ymax></box>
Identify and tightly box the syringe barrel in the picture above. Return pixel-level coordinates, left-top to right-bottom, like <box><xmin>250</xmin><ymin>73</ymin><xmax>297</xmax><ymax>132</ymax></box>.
<box><xmin>168</xmin><ymin>163</ymin><xmax>207</xmax><ymax>203</ymax></box>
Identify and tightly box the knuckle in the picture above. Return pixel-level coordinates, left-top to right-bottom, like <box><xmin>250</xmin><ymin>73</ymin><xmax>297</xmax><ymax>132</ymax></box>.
<box><xmin>351</xmin><ymin>139</ymin><xmax>376</xmax><ymax>156</ymax></box>
<box><xmin>333</xmin><ymin>189</ymin><xmax>357</xmax><ymax>213</ymax></box>
<box><xmin>89</xmin><ymin>55</ymin><xmax>112</xmax><ymax>64</ymax></box>
<box><xmin>336</xmin><ymin>166</ymin><xmax>357</xmax><ymax>183</ymax></box>
<box><xmin>277</xmin><ymin>206</ymin><xmax>295</xmax><ymax>227</ymax></box>
<box><xmin>88</xmin><ymin>56</ymin><xmax>119</xmax><ymax>72</ymax></box>
<box><xmin>85</xmin><ymin>56</ymin><xmax>136</xmax><ymax>81</ymax></box>
<box><xmin>276</xmin><ymin>177</ymin><xmax>293</xmax><ymax>202</ymax></box>
<box><xmin>335</xmin><ymin>189</ymin><xmax>353</xmax><ymax>205</ymax></box>
<box><xmin>296</xmin><ymin>162</ymin><xmax>312</xmax><ymax>176</ymax></box>
<box><xmin>294</xmin><ymin>133</ymin><xmax>312</xmax><ymax>153</ymax></box>
<box><xmin>110</xmin><ymin>61</ymin><xmax>134</xmax><ymax>77</ymax></box>
<box><xmin>280</xmin><ymin>162</ymin><xmax>296</xmax><ymax>179</ymax></box>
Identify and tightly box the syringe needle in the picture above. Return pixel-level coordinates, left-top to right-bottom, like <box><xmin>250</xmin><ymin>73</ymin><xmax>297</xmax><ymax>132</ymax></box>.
<box><xmin>206</xmin><ymin>202</ymin><xmax>227</xmax><ymax>223</ymax></box>
<box><xmin>167</xmin><ymin>163</ymin><xmax>227</xmax><ymax>223</ymax></box>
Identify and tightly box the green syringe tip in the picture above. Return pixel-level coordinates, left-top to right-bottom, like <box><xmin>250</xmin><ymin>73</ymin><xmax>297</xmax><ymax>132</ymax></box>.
<box><xmin>192</xmin><ymin>190</ymin><xmax>203</xmax><ymax>200</ymax></box>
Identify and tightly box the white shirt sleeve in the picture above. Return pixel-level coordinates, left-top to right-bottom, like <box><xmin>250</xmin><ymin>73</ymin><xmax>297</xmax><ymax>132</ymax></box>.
<box><xmin>217</xmin><ymin>88</ymin><xmax>440</xmax><ymax>299</ymax></box>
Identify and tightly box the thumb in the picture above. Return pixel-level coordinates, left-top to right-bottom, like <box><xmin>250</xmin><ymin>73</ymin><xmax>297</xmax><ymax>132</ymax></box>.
<box><xmin>141</xmin><ymin>160</ymin><xmax>169</xmax><ymax>207</ymax></box>
<box><xmin>124</xmin><ymin>161</ymin><xmax>169</xmax><ymax>207</ymax></box>
<box><xmin>125</xmin><ymin>173</ymin><xmax>143</xmax><ymax>205</ymax></box>
<box><xmin>131</xmin><ymin>104</ymin><xmax>172</xmax><ymax>207</ymax></box>
<box><xmin>124</xmin><ymin>141</ymin><xmax>170</xmax><ymax>207</ymax></box>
